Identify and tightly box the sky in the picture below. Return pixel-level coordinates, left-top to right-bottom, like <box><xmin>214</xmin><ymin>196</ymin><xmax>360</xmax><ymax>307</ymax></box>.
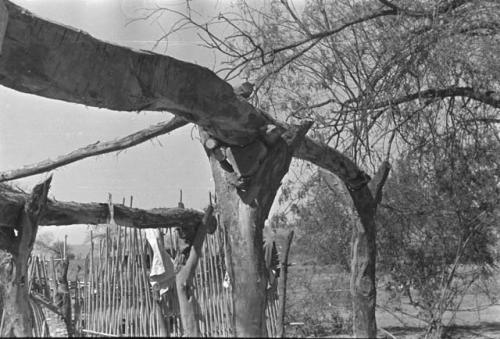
<box><xmin>0</xmin><ymin>0</ymin><xmax>251</xmax><ymax>244</ymax></box>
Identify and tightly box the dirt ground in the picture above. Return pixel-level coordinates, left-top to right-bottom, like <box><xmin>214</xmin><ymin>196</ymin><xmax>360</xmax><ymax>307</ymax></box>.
<box><xmin>285</xmin><ymin>264</ymin><xmax>500</xmax><ymax>338</ymax></box>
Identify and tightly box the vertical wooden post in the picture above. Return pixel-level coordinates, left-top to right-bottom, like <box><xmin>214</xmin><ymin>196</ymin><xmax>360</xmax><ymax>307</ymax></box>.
<box><xmin>56</xmin><ymin>257</ymin><xmax>73</xmax><ymax>336</ymax></box>
<box><xmin>175</xmin><ymin>205</ymin><xmax>216</xmax><ymax>337</ymax></box>
<box><xmin>64</xmin><ymin>235</ymin><xmax>67</xmax><ymax>260</ymax></box>
<box><xmin>277</xmin><ymin>230</ymin><xmax>294</xmax><ymax>338</ymax></box>
<box><xmin>0</xmin><ymin>177</ymin><xmax>51</xmax><ymax>337</ymax></box>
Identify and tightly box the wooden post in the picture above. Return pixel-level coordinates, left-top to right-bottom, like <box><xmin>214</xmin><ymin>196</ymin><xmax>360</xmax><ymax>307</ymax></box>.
<box><xmin>202</xmin><ymin>122</ymin><xmax>311</xmax><ymax>337</ymax></box>
<box><xmin>0</xmin><ymin>177</ymin><xmax>51</xmax><ymax>337</ymax></box>
<box><xmin>64</xmin><ymin>235</ymin><xmax>67</xmax><ymax>260</ymax></box>
<box><xmin>55</xmin><ymin>256</ymin><xmax>73</xmax><ymax>336</ymax></box>
<box><xmin>277</xmin><ymin>230</ymin><xmax>294</xmax><ymax>338</ymax></box>
<box><xmin>175</xmin><ymin>205</ymin><xmax>216</xmax><ymax>337</ymax></box>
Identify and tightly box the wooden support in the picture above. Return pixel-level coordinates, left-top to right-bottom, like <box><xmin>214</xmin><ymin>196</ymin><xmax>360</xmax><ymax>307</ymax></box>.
<box><xmin>54</xmin><ymin>257</ymin><xmax>73</xmax><ymax>336</ymax></box>
<box><xmin>277</xmin><ymin>230</ymin><xmax>294</xmax><ymax>338</ymax></box>
<box><xmin>175</xmin><ymin>205</ymin><xmax>214</xmax><ymax>337</ymax></box>
<box><xmin>0</xmin><ymin>183</ymin><xmax>204</xmax><ymax>231</ymax></box>
<box><xmin>0</xmin><ymin>177</ymin><xmax>51</xmax><ymax>337</ymax></box>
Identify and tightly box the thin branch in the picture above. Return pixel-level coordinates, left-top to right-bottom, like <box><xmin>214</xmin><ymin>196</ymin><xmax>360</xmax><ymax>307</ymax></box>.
<box><xmin>361</xmin><ymin>87</ymin><xmax>500</xmax><ymax>110</ymax></box>
<box><xmin>0</xmin><ymin>116</ymin><xmax>188</xmax><ymax>183</ymax></box>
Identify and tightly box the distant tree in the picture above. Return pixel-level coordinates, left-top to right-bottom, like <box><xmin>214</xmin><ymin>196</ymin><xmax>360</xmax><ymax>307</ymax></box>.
<box><xmin>34</xmin><ymin>233</ymin><xmax>75</xmax><ymax>260</ymax></box>
<box><xmin>278</xmin><ymin>172</ymin><xmax>353</xmax><ymax>269</ymax></box>
<box><xmin>377</xmin><ymin>131</ymin><xmax>500</xmax><ymax>338</ymax></box>
<box><xmin>151</xmin><ymin>1</ymin><xmax>500</xmax><ymax>335</ymax></box>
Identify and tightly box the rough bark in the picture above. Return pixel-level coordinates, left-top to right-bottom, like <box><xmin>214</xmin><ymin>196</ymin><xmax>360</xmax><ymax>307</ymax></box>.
<box><xmin>0</xmin><ymin>183</ymin><xmax>204</xmax><ymax>230</ymax></box>
<box><xmin>175</xmin><ymin>205</ymin><xmax>214</xmax><ymax>337</ymax></box>
<box><xmin>203</xmin><ymin>123</ymin><xmax>310</xmax><ymax>337</ymax></box>
<box><xmin>0</xmin><ymin>177</ymin><xmax>51</xmax><ymax>337</ymax></box>
<box><xmin>277</xmin><ymin>230</ymin><xmax>294</xmax><ymax>338</ymax></box>
<box><xmin>0</xmin><ymin>0</ymin><xmax>267</xmax><ymax>145</ymax></box>
<box><xmin>348</xmin><ymin>162</ymin><xmax>391</xmax><ymax>338</ymax></box>
<box><xmin>348</xmin><ymin>186</ymin><xmax>378</xmax><ymax>338</ymax></box>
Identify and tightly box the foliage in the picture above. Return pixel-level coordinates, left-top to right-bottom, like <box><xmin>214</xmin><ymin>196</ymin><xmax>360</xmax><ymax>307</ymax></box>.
<box><xmin>377</xmin><ymin>132</ymin><xmax>500</xmax><ymax>337</ymax></box>
<box><xmin>284</xmin><ymin>264</ymin><xmax>352</xmax><ymax>337</ymax></box>
<box><xmin>276</xmin><ymin>171</ymin><xmax>353</xmax><ymax>269</ymax></box>
<box><xmin>154</xmin><ymin>0</ymin><xmax>500</xmax><ymax>170</ymax></box>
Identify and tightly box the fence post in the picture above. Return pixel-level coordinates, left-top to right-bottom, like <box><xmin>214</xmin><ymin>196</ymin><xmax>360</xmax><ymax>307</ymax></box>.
<box><xmin>277</xmin><ymin>230</ymin><xmax>294</xmax><ymax>338</ymax></box>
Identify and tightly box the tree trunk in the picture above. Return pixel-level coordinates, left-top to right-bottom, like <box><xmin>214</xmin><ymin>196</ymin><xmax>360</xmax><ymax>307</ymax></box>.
<box><xmin>0</xmin><ymin>177</ymin><xmax>51</xmax><ymax>337</ymax></box>
<box><xmin>348</xmin><ymin>187</ymin><xmax>377</xmax><ymax>338</ymax></box>
<box><xmin>347</xmin><ymin>162</ymin><xmax>390</xmax><ymax>338</ymax></box>
<box><xmin>202</xmin><ymin>124</ymin><xmax>310</xmax><ymax>337</ymax></box>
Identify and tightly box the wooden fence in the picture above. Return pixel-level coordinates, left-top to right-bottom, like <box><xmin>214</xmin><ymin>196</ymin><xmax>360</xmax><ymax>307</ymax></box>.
<box><xmin>74</xmin><ymin>221</ymin><xmax>281</xmax><ymax>337</ymax></box>
<box><xmin>23</xmin><ymin>205</ymin><xmax>286</xmax><ymax>337</ymax></box>
<box><xmin>78</xmin><ymin>227</ymin><xmax>166</xmax><ymax>337</ymax></box>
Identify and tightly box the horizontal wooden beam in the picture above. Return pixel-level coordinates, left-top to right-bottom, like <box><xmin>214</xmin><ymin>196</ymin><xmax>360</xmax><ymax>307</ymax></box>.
<box><xmin>0</xmin><ymin>0</ymin><xmax>368</xmax><ymax>187</ymax></box>
<box><xmin>0</xmin><ymin>184</ymin><xmax>204</xmax><ymax>230</ymax></box>
<box><xmin>0</xmin><ymin>0</ymin><xmax>266</xmax><ymax>145</ymax></box>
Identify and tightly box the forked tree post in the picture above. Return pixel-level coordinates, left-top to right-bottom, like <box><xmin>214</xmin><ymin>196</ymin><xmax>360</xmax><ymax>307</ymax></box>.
<box><xmin>0</xmin><ymin>177</ymin><xmax>51</xmax><ymax>337</ymax></box>
<box><xmin>201</xmin><ymin>122</ymin><xmax>311</xmax><ymax>337</ymax></box>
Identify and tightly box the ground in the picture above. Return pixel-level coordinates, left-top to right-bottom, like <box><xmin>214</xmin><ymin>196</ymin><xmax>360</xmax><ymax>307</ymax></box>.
<box><xmin>285</xmin><ymin>264</ymin><xmax>500</xmax><ymax>338</ymax></box>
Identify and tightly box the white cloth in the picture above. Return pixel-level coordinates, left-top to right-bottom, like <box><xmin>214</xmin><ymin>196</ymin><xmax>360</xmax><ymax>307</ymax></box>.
<box><xmin>145</xmin><ymin>229</ymin><xmax>176</xmax><ymax>296</ymax></box>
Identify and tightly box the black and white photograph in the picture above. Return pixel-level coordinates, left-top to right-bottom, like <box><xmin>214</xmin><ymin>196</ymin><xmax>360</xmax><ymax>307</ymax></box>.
<box><xmin>0</xmin><ymin>0</ymin><xmax>499</xmax><ymax>338</ymax></box>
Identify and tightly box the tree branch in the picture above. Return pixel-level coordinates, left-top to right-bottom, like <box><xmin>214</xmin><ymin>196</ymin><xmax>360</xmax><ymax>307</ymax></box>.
<box><xmin>367</xmin><ymin>161</ymin><xmax>391</xmax><ymax>206</ymax></box>
<box><xmin>0</xmin><ymin>116</ymin><xmax>188</xmax><ymax>183</ymax></box>
<box><xmin>364</xmin><ymin>87</ymin><xmax>500</xmax><ymax>110</ymax></box>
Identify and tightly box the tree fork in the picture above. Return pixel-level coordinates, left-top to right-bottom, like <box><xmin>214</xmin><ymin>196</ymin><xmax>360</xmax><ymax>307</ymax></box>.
<box><xmin>0</xmin><ymin>177</ymin><xmax>51</xmax><ymax>337</ymax></box>
<box><xmin>202</xmin><ymin>122</ymin><xmax>311</xmax><ymax>337</ymax></box>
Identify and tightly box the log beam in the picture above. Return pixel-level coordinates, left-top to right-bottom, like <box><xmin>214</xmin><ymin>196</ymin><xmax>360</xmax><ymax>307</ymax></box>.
<box><xmin>0</xmin><ymin>184</ymin><xmax>204</xmax><ymax>230</ymax></box>
<box><xmin>0</xmin><ymin>0</ymin><xmax>265</xmax><ymax>145</ymax></box>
